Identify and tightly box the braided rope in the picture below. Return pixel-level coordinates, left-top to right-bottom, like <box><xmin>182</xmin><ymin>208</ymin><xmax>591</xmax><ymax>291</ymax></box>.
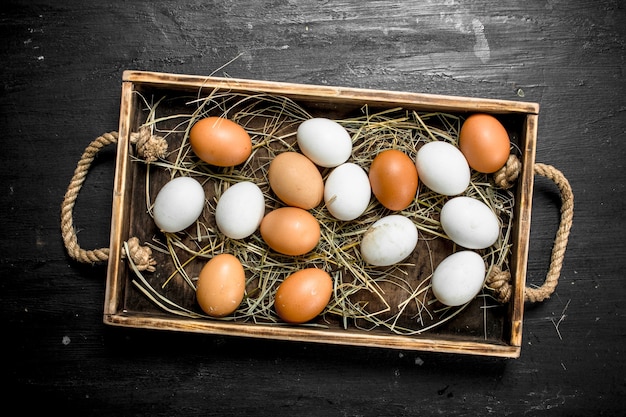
<box><xmin>494</xmin><ymin>154</ymin><xmax>522</xmax><ymax>189</ymax></box>
<box><xmin>60</xmin><ymin>131</ymin><xmax>165</xmax><ymax>271</ymax></box>
<box><xmin>486</xmin><ymin>156</ymin><xmax>574</xmax><ymax>303</ymax></box>
<box><xmin>525</xmin><ymin>163</ymin><xmax>574</xmax><ymax>302</ymax></box>
<box><xmin>60</xmin><ymin>132</ymin><xmax>117</xmax><ymax>264</ymax></box>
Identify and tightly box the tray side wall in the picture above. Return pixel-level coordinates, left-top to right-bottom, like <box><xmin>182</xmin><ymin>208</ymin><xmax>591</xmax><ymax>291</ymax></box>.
<box><xmin>508</xmin><ymin>114</ymin><xmax>538</xmax><ymax>347</ymax></box>
<box><xmin>104</xmin><ymin>81</ymin><xmax>135</xmax><ymax>318</ymax></box>
<box><xmin>122</xmin><ymin>70</ymin><xmax>540</xmax><ymax>115</ymax></box>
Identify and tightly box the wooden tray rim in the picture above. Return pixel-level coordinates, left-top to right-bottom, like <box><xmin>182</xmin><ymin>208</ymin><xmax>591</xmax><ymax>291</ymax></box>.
<box><xmin>105</xmin><ymin>70</ymin><xmax>538</xmax><ymax>359</ymax></box>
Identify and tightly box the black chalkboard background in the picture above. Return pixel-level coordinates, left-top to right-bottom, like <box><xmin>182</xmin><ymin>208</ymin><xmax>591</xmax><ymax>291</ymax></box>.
<box><xmin>2</xmin><ymin>1</ymin><xmax>625</xmax><ymax>415</ymax></box>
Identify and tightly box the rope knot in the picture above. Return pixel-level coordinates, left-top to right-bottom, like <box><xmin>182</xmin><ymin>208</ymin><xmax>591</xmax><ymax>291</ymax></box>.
<box><xmin>130</xmin><ymin>126</ymin><xmax>167</xmax><ymax>162</ymax></box>
<box><xmin>123</xmin><ymin>237</ymin><xmax>157</xmax><ymax>272</ymax></box>
<box><xmin>485</xmin><ymin>265</ymin><xmax>513</xmax><ymax>304</ymax></box>
<box><xmin>494</xmin><ymin>154</ymin><xmax>522</xmax><ymax>189</ymax></box>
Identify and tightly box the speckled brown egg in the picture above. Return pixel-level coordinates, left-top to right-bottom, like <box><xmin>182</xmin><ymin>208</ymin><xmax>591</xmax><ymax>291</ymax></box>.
<box><xmin>196</xmin><ymin>253</ymin><xmax>246</xmax><ymax>318</ymax></box>
<box><xmin>274</xmin><ymin>268</ymin><xmax>333</xmax><ymax>324</ymax></box>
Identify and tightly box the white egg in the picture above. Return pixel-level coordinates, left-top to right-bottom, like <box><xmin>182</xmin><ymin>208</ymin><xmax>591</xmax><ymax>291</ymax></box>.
<box><xmin>440</xmin><ymin>196</ymin><xmax>500</xmax><ymax>249</ymax></box>
<box><xmin>324</xmin><ymin>162</ymin><xmax>371</xmax><ymax>221</ymax></box>
<box><xmin>360</xmin><ymin>215</ymin><xmax>418</xmax><ymax>266</ymax></box>
<box><xmin>152</xmin><ymin>177</ymin><xmax>205</xmax><ymax>233</ymax></box>
<box><xmin>431</xmin><ymin>251</ymin><xmax>486</xmax><ymax>306</ymax></box>
<box><xmin>415</xmin><ymin>141</ymin><xmax>470</xmax><ymax>195</ymax></box>
<box><xmin>297</xmin><ymin>118</ymin><xmax>352</xmax><ymax>168</ymax></box>
<box><xmin>215</xmin><ymin>181</ymin><xmax>265</xmax><ymax>239</ymax></box>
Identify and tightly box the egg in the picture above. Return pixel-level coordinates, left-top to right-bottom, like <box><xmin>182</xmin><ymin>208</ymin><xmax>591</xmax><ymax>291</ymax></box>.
<box><xmin>415</xmin><ymin>141</ymin><xmax>470</xmax><ymax>196</ymax></box>
<box><xmin>260</xmin><ymin>207</ymin><xmax>321</xmax><ymax>256</ymax></box>
<box><xmin>215</xmin><ymin>181</ymin><xmax>265</xmax><ymax>239</ymax></box>
<box><xmin>431</xmin><ymin>251</ymin><xmax>486</xmax><ymax>307</ymax></box>
<box><xmin>459</xmin><ymin>113</ymin><xmax>510</xmax><ymax>173</ymax></box>
<box><xmin>268</xmin><ymin>151</ymin><xmax>324</xmax><ymax>210</ymax></box>
<box><xmin>189</xmin><ymin>116</ymin><xmax>252</xmax><ymax>167</ymax></box>
<box><xmin>196</xmin><ymin>253</ymin><xmax>246</xmax><ymax>317</ymax></box>
<box><xmin>324</xmin><ymin>162</ymin><xmax>371</xmax><ymax>221</ymax></box>
<box><xmin>368</xmin><ymin>149</ymin><xmax>419</xmax><ymax>211</ymax></box>
<box><xmin>440</xmin><ymin>196</ymin><xmax>500</xmax><ymax>249</ymax></box>
<box><xmin>360</xmin><ymin>215</ymin><xmax>418</xmax><ymax>266</ymax></box>
<box><xmin>274</xmin><ymin>268</ymin><xmax>333</xmax><ymax>324</ymax></box>
<box><xmin>296</xmin><ymin>118</ymin><xmax>352</xmax><ymax>168</ymax></box>
<box><xmin>152</xmin><ymin>176</ymin><xmax>205</xmax><ymax>233</ymax></box>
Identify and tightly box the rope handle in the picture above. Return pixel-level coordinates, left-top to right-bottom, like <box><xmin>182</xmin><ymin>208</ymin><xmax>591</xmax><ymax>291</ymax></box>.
<box><xmin>487</xmin><ymin>155</ymin><xmax>574</xmax><ymax>303</ymax></box>
<box><xmin>62</xmin><ymin>133</ymin><xmax>573</xmax><ymax>304</ymax></box>
<box><xmin>60</xmin><ymin>129</ymin><xmax>167</xmax><ymax>272</ymax></box>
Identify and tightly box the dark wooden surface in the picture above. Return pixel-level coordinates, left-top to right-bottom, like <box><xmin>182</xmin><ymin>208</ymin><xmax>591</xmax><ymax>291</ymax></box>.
<box><xmin>2</xmin><ymin>0</ymin><xmax>625</xmax><ymax>415</ymax></box>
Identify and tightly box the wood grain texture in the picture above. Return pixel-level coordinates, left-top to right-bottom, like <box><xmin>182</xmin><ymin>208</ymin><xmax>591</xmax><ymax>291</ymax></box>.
<box><xmin>2</xmin><ymin>0</ymin><xmax>625</xmax><ymax>415</ymax></box>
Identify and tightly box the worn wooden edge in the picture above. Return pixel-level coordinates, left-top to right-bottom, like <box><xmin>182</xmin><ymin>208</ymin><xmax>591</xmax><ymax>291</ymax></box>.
<box><xmin>103</xmin><ymin>313</ymin><xmax>521</xmax><ymax>358</ymax></box>
<box><xmin>104</xmin><ymin>81</ymin><xmax>134</xmax><ymax>317</ymax></box>
<box><xmin>122</xmin><ymin>69</ymin><xmax>540</xmax><ymax>115</ymax></box>
<box><xmin>508</xmin><ymin>114</ymin><xmax>538</xmax><ymax>347</ymax></box>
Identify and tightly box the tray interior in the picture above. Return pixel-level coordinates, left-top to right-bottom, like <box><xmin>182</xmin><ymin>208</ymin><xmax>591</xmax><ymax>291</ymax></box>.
<box><xmin>105</xmin><ymin>72</ymin><xmax>538</xmax><ymax>357</ymax></box>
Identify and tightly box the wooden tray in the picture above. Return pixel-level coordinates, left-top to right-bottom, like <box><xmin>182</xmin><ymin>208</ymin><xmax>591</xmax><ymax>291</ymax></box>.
<box><xmin>104</xmin><ymin>70</ymin><xmax>538</xmax><ymax>358</ymax></box>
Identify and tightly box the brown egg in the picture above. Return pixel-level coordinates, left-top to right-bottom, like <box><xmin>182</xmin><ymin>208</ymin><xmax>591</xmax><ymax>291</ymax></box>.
<box><xmin>268</xmin><ymin>151</ymin><xmax>324</xmax><ymax>210</ymax></box>
<box><xmin>260</xmin><ymin>207</ymin><xmax>320</xmax><ymax>256</ymax></box>
<box><xmin>196</xmin><ymin>253</ymin><xmax>246</xmax><ymax>317</ymax></box>
<box><xmin>459</xmin><ymin>114</ymin><xmax>510</xmax><ymax>173</ymax></box>
<box><xmin>189</xmin><ymin>116</ymin><xmax>252</xmax><ymax>167</ymax></box>
<box><xmin>274</xmin><ymin>268</ymin><xmax>333</xmax><ymax>324</ymax></box>
<box><xmin>368</xmin><ymin>149</ymin><xmax>419</xmax><ymax>211</ymax></box>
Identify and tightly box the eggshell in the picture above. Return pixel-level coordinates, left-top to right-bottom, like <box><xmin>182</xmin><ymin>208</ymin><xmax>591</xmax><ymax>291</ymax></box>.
<box><xmin>296</xmin><ymin>118</ymin><xmax>352</xmax><ymax>168</ymax></box>
<box><xmin>196</xmin><ymin>253</ymin><xmax>246</xmax><ymax>317</ymax></box>
<box><xmin>268</xmin><ymin>151</ymin><xmax>324</xmax><ymax>210</ymax></box>
<box><xmin>260</xmin><ymin>207</ymin><xmax>321</xmax><ymax>256</ymax></box>
<box><xmin>431</xmin><ymin>251</ymin><xmax>486</xmax><ymax>307</ymax></box>
<box><xmin>368</xmin><ymin>149</ymin><xmax>419</xmax><ymax>211</ymax></box>
<box><xmin>215</xmin><ymin>181</ymin><xmax>265</xmax><ymax>239</ymax></box>
<box><xmin>440</xmin><ymin>196</ymin><xmax>500</xmax><ymax>249</ymax></box>
<box><xmin>459</xmin><ymin>114</ymin><xmax>510</xmax><ymax>173</ymax></box>
<box><xmin>324</xmin><ymin>162</ymin><xmax>371</xmax><ymax>221</ymax></box>
<box><xmin>274</xmin><ymin>268</ymin><xmax>333</xmax><ymax>324</ymax></box>
<box><xmin>360</xmin><ymin>215</ymin><xmax>418</xmax><ymax>266</ymax></box>
<box><xmin>152</xmin><ymin>176</ymin><xmax>205</xmax><ymax>233</ymax></box>
<box><xmin>415</xmin><ymin>141</ymin><xmax>470</xmax><ymax>196</ymax></box>
<box><xmin>189</xmin><ymin>116</ymin><xmax>252</xmax><ymax>167</ymax></box>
